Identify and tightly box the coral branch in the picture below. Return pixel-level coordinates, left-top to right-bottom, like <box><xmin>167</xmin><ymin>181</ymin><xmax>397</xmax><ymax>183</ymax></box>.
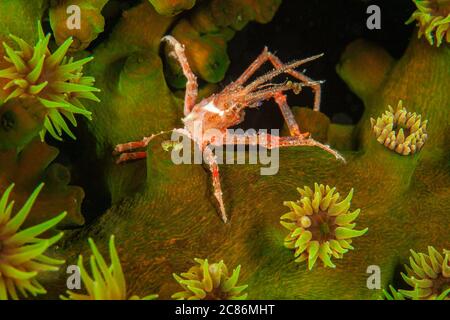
<box><xmin>49</xmin><ymin>0</ymin><xmax>109</xmax><ymax>51</ymax></box>
<box><xmin>148</xmin><ymin>0</ymin><xmax>196</xmax><ymax>16</ymax></box>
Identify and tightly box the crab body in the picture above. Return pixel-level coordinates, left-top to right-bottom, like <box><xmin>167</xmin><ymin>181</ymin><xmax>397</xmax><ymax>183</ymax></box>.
<box><xmin>182</xmin><ymin>94</ymin><xmax>244</xmax><ymax>145</ymax></box>
<box><xmin>114</xmin><ymin>36</ymin><xmax>344</xmax><ymax>223</ymax></box>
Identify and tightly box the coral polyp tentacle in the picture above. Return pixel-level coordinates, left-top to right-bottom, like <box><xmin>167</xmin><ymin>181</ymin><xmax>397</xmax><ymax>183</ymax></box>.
<box><xmin>384</xmin><ymin>246</ymin><xmax>450</xmax><ymax>300</ymax></box>
<box><xmin>370</xmin><ymin>100</ymin><xmax>428</xmax><ymax>155</ymax></box>
<box><xmin>281</xmin><ymin>183</ymin><xmax>368</xmax><ymax>270</ymax></box>
<box><xmin>0</xmin><ymin>21</ymin><xmax>100</xmax><ymax>141</ymax></box>
<box><xmin>61</xmin><ymin>235</ymin><xmax>158</xmax><ymax>300</ymax></box>
<box><xmin>0</xmin><ymin>183</ymin><xmax>66</xmax><ymax>300</ymax></box>
<box><xmin>398</xmin><ymin>246</ymin><xmax>450</xmax><ymax>300</ymax></box>
<box><xmin>383</xmin><ymin>285</ymin><xmax>407</xmax><ymax>300</ymax></box>
<box><xmin>171</xmin><ymin>259</ymin><xmax>248</xmax><ymax>300</ymax></box>
<box><xmin>406</xmin><ymin>0</ymin><xmax>450</xmax><ymax>46</ymax></box>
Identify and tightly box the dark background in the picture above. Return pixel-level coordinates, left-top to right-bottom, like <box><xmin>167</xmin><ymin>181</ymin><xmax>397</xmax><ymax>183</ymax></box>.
<box><xmin>226</xmin><ymin>0</ymin><xmax>415</xmax><ymax>129</ymax></box>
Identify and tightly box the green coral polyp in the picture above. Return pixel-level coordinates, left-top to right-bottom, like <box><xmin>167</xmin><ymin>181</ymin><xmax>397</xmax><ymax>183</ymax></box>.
<box><xmin>172</xmin><ymin>258</ymin><xmax>248</xmax><ymax>300</ymax></box>
<box><xmin>281</xmin><ymin>183</ymin><xmax>368</xmax><ymax>270</ymax></box>
<box><xmin>406</xmin><ymin>0</ymin><xmax>450</xmax><ymax>46</ymax></box>
<box><xmin>0</xmin><ymin>22</ymin><xmax>100</xmax><ymax>141</ymax></box>
<box><xmin>399</xmin><ymin>246</ymin><xmax>450</xmax><ymax>300</ymax></box>
<box><xmin>383</xmin><ymin>285</ymin><xmax>406</xmax><ymax>300</ymax></box>
<box><xmin>61</xmin><ymin>235</ymin><xmax>158</xmax><ymax>300</ymax></box>
<box><xmin>0</xmin><ymin>183</ymin><xmax>66</xmax><ymax>300</ymax></box>
<box><xmin>370</xmin><ymin>100</ymin><xmax>428</xmax><ymax>156</ymax></box>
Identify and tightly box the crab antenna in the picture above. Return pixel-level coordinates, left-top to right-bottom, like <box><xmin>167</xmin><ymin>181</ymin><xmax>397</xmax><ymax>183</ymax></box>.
<box><xmin>241</xmin><ymin>81</ymin><xmax>323</xmax><ymax>105</ymax></box>
<box><xmin>244</xmin><ymin>53</ymin><xmax>324</xmax><ymax>93</ymax></box>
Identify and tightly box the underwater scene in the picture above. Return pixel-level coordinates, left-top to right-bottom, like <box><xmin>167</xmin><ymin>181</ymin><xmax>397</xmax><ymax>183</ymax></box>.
<box><xmin>0</xmin><ymin>0</ymin><xmax>449</xmax><ymax>304</ymax></box>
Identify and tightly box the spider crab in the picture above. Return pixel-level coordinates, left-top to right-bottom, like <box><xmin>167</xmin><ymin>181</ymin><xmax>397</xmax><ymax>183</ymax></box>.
<box><xmin>114</xmin><ymin>36</ymin><xmax>344</xmax><ymax>223</ymax></box>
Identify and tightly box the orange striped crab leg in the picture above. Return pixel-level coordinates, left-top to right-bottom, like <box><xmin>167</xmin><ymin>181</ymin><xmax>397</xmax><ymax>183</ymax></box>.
<box><xmin>161</xmin><ymin>35</ymin><xmax>198</xmax><ymax>116</ymax></box>
<box><xmin>113</xmin><ymin>131</ymin><xmax>173</xmax><ymax>164</ymax></box>
<box><xmin>224</xmin><ymin>46</ymin><xmax>323</xmax><ymax>111</ymax></box>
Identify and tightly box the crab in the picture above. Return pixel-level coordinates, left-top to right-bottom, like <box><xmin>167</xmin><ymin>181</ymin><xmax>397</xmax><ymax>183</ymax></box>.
<box><xmin>114</xmin><ymin>36</ymin><xmax>344</xmax><ymax>223</ymax></box>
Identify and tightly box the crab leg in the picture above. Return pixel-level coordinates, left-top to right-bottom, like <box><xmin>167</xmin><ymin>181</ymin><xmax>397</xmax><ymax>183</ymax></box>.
<box><xmin>274</xmin><ymin>92</ymin><xmax>308</xmax><ymax>138</ymax></box>
<box><xmin>114</xmin><ymin>131</ymin><xmax>172</xmax><ymax>164</ymax></box>
<box><xmin>243</xmin><ymin>89</ymin><xmax>310</xmax><ymax>138</ymax></box>
<box><xmin>116</xmin><ymin>151</ymin><xmax>148</xmax><ymax>164</ymax></box>
<box><xmin>227</xmin><ymin>47</ymin><xmax>271</xmax><ymax>88</ymax></box>
<box><xmin>266</xmin><ymin>135</ymin><xmax>345</xmax><ymax>162</ymax></box>
<box><xmin>267</xmin><ymin>53</ymin><xmax>322</xmax><ymax>112</ymax></box>
<box><xmin>217</xmin><ymin>132</ymin><xmax>345</xmax><ymax>162</ymax></box>
<box><xmin>162</xmin><ymin>35</ymin><xmax>198</xmax><ymax>116</ymax></box>
<box><xmin>226</xmin><ymin>47</ymin><xmax>322</xmax><ymax>111</ymax></box>
<box><xmin>114</xmin><ymin>136</ymin><xmax>154</xmax><ymax>154</ymax></box>
<box><xmin>203</xmin><ymin>145</ymin><xmax>228</xmax><ymax>223</ymax></box>
<box><xmin>244</xmin><ymin>55</ymin><xmax>323</xmax><ymax>94</ymax></box>
<box><xmin>114</xmin><ymin>137</ymin><xmax>153</xmax><ymax>164</ymax></box>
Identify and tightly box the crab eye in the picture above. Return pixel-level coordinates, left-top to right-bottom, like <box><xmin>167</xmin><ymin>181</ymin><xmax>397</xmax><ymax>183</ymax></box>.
<box><xmin>1</xmin><ymin>111</ymin><xmax>16</xmax><ymax>132</ymax></box>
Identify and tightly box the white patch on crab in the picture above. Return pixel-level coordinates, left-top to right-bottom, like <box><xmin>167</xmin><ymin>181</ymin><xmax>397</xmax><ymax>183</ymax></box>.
<box><xmin>203</xmin><ymin>101</ymin><xmax>224</xmax><ymax>116</ymax></box>
<box><xmin>182</xmin><ymin>113</ymin><xmax>194</xmax><ymax>123</ymax></box>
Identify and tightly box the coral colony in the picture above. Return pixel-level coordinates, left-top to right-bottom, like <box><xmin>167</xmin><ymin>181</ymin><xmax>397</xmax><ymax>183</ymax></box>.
<box><xmin>0</xmin><ymin>0</ymin><xmax>448</xmax><ymax>301</ymax></box>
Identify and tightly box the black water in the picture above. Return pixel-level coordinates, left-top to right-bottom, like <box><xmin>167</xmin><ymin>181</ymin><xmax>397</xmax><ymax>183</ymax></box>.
<box><xmin>227</xmin><ymin>0</ymin><xmax>415</xmax><ymax>129</ymax></box>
